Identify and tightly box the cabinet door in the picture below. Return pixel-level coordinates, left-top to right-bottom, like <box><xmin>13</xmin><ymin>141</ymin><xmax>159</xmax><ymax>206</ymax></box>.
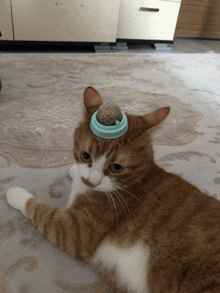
<box><xmin>0</xmin><ymin>0</ymin><xmax>13</xmax><ymax>40</ymax></box>
<box><xmin>117</xmin><ymin>0</ymin><xmax>181</xmax><ymax>41</ymax></box>
<box><xmin>12</xmin><ymin>0</ymin><xmax>120</xmax><ymax>42</ymax></box>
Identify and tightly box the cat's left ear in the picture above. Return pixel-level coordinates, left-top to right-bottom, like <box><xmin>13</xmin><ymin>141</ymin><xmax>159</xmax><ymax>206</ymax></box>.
<box><xmin>144</xmin><ymin>107</ymin><xmax>170</xmax><ymax>128</ymax></box>
<box><xmin>83</xmin><ymin>86</ymin><xmax>103</xmax><ymax>116</ymax></box>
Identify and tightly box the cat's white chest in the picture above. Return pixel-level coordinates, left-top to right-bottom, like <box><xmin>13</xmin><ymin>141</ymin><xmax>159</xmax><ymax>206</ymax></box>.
<box><xmin>92</xmin><ymin>240</ymin><xmax>150</xmax><ymax>293</ymax></box>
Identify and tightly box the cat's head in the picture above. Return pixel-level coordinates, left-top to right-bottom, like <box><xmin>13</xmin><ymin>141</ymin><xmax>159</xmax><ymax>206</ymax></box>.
<box><xmin>73</xmin><ymin>87</ymin><xmax>170</xmax><ymax>193</ymax></box>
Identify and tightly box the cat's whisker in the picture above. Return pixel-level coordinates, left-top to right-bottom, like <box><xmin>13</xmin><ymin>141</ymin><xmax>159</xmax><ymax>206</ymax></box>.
<box><xmin>107</xmin><ymin>192</ymin><xmax>119</xmax><ymax>230</ymax></box>
<box><xmin>112</xmin><ymin>188</ymin><xmax>131</xmax><ymax>219</ymax></box>
<box><xmin>118</xmin><ymin>186</ymin><xmax>143</xmax><ymax>204</ymax></box>
<box><xmin>111</xmin><ymin>190</ymin><xmax>129</xmax><ymax>219</ymax></box>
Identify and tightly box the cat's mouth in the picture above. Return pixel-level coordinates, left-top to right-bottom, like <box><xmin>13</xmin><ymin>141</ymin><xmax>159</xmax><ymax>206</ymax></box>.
<box><xmin>81</xmin><ymin>177</ymin><xmax>97</xmax><ymax>188</ymax></box>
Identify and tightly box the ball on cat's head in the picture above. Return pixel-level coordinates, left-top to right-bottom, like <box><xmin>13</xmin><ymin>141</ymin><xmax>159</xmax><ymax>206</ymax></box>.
<box><xmin>97</xmin><ymin>103</ymin><xmax>122</xmax><ymax>126</ymax></box>
<box><xmin>90</xmin><ymin>102</ymin><xmax>128</xmax><ymax>139</ymax></box>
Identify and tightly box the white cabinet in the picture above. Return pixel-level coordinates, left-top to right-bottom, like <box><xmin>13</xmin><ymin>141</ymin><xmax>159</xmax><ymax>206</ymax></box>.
<box><xmin>117</xmin><ymin>0</ymin><xmax>181</xmax><ymax>41</ymax></box>
<box><xmin>11</xmin><ymin>0</ymin><xmax>121</xmax><ymax>42</ymax></box>
<box><xmin>0</xmin><ymin>0</ymin><xmax>181</xmax><ymax>43</ymax></box>
<box><xmin>0</xmin><ymin>0</ymin><xmax>13</xmax><ymax>40</ymax></box>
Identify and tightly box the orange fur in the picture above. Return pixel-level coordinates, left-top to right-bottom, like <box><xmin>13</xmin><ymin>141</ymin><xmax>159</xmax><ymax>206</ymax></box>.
<box><xmin>25</xmin><ymin>87</ymin><xmax>220</xmax><ymax>293</ymax></box>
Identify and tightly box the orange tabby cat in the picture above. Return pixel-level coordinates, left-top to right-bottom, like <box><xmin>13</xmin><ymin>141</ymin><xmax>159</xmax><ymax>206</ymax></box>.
<box><xmin>6</xmin><ymin>87</ymin><xmax>220</xmax><ymax>293</ymax></box>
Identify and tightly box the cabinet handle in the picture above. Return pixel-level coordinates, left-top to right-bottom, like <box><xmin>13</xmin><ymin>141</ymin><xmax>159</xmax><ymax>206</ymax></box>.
<box><xmin>138</xmin><ymin>7</ymin><xmax>159</xmax><ymax>12</ymax></box>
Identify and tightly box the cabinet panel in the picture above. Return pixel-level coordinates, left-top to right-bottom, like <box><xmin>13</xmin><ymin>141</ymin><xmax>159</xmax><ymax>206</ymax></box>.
<box><xmin>157</xmin><ymin>0</ymin><xmax>181</xmax><ymax>2</ymax></box>
<box><xmin>12</xmin><ymin>0</ymin><xmax>120</xmax><ymax>42</ymax></box>
<box><xmin>175</xmin><ymin>0</ymin><xmax>220</xmax><ymax>39</ymax></box>
<box><xmin>117</xmin><ymin>0</ymin><xmax>181</xmax><ymax>41</ymax></box>
<box><xmin>0</xmin><ymin>0</ymin><xmax>13</xmax><ymax>40</ymax></box>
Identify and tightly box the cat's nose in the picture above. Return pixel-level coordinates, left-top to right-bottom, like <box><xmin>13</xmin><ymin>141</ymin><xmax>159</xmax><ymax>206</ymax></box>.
<box><xmin>89</xmin><ymin>171</ymin><xmax>102</xmax><ymax>186</ymax></box>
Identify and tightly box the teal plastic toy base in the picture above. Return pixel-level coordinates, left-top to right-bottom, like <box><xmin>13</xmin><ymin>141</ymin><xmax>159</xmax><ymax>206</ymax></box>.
<box><xmin>90</xmin><ymin>111</ymin><xmax>128</xmax><ymax>139</ymax></box>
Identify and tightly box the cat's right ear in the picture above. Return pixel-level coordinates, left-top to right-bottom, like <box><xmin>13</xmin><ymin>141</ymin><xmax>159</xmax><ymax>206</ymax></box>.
<box><xmin>143</xmin><ymin>107</ymin><xmax>170</xmax><ymax>129</ymax></box>
<box><xmin>83</xmin><ymin>87</ymin><xmax>103</xmax><ymax>117</ymax></box>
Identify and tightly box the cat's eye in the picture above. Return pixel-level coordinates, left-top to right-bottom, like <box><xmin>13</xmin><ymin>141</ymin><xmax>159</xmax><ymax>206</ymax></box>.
<box><xmin>80</xmin><ymin>151</ymin><xmax>92</xmax><ymax>163</ymax></box>
<box><xmin>110</xmin><ymin>163</ymin><xmax>124</xmax><ymax>173</ymax></box>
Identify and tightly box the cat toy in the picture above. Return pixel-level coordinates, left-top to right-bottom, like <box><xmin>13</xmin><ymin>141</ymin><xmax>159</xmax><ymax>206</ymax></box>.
<box><xmin>90</xmin><ymin>103</ymin><xmax>128</xmax><ymax>139</ymax></box>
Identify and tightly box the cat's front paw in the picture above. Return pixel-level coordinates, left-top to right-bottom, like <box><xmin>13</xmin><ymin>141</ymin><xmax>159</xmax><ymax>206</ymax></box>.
<box><xmin>69</xmin><ymin>164</ymin><xmax>79</xmax><ymax>179</ymax></box>
<box><xmin>6</xmin><ymin>187</ymin><xmax>34</xmax><ymax>216</ymax></box>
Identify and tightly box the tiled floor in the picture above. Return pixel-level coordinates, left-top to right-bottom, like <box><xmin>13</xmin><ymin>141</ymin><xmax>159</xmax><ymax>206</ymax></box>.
<box><xmin>170</xmin><ymin>38</ymin><xmax>220</xmax><ymax>54</ymax></box>
<box><xmin>125</xmin><ymin>38</ymin><xmax>220</xmax><ymax>54</ymax></box>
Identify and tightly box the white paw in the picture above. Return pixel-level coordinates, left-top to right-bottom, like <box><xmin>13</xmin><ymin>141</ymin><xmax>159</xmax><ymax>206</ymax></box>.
<box><xmin>69</xmin><ymin>164</ymin><xmax>79</xmax><ymax>179</ymax></box>
<box><xmin>6</xmin><ymin>187</ymin><xmax>34</xmax><ymax>216</ymax></box>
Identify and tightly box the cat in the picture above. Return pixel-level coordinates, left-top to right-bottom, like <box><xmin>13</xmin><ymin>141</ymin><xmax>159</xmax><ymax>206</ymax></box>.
<box><xmin>6</xmin><ymin>86</ymin><xmax>220</xmax><ymax>293</ymax></box>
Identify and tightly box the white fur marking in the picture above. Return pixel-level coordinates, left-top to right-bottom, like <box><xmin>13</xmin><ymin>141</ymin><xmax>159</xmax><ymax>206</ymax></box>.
<box><xmin>67</xmin><ymin>164</ymin><xmax>89</xmax><ymax>207</ymax></box>
<box><xmin>6</xmin><ymin>187</ymin><xmax>34</xmax><ymax>216</ymax></box>
<box><xmin>67</xmin><ymin>154</ymin><xmax>116</xmax><ymax>207</ymax></box>
<box><xmin>93</xmin><ymin>241</ymin><xmax>150</xmax><ymax>293</ymax></box>
<box><xmin>89</xmin><ymin>171</ymin><xmax>102</xmax><ymax>186</ymax></box>
<box><xmin>88</xmin><ymin>154</ymin><xmax>106</xmax><ymax>186</ymax></box>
